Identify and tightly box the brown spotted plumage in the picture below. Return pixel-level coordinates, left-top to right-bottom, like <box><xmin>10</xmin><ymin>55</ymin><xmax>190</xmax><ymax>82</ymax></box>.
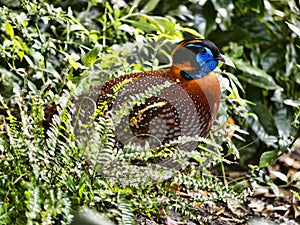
<box><xmin>72</xmin><ymin>39</ymin><xmax>225</xmax><ymax>152</ymax></box>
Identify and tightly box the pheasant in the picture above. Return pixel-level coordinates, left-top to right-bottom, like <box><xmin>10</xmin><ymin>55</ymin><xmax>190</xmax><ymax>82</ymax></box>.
<box><xmin>71</xmin><ymin>39</ymin><xmax>225</xmax><ymax>158</ymax></box>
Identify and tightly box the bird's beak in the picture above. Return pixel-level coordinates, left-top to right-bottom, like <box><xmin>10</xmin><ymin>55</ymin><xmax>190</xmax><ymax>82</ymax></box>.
<box><xmin>215</xmin><ymin>53</ymin><xmax>225</xmax><ymax>63</ymax></box>
<box><xmin>216</xmin><ymin>53</ymin><xmax>236</xmax><ymax>68</ymax></box>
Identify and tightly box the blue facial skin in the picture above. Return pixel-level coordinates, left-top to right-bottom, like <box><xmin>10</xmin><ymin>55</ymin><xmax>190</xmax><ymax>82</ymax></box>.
<box><xmin>182</xmin><ymin>44</ymin><xmax>219</xmax><ymax>80</ymax></box>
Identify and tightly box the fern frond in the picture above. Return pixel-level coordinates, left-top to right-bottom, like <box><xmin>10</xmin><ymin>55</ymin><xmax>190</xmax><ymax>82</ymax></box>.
<box><xmin>117</xmin><ymin>196</ymin><xmax>134</xmax><ymax>225</ymax></box>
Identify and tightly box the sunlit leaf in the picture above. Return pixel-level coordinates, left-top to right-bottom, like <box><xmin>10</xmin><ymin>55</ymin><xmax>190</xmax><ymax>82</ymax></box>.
<box><xmin>78</xmin><ymin>183</ymin><xmax>86</xmax><ymax>198</ymax></box>
<box><xmin>17</xmin><ymin>51</ymin><xmax>25</xmax><ymax>61</ymax></box>
<box><xmin>269</xmin><ymin>170</ymin><xmax>288</xmax><ymax>183</ymax></box>
<box><xmin>70</xmin><ymin>24</ymin><xmax>86</xmax><ymax>32</ymax></box>
<box><xmin>118</xmin><ymin>24</ymin><xmax>135</xmax><ymax>34</ymax></box>
<box><xmin>222</xmin><ymin>54</ymin><xmax>236</xmax><ymax>68</ymax></box>
<box><xmin>125</xmin><ymin>20</ymin><xmax>157</xmax><ymax>32</ymax></box>
<box><xmin>291</xmin><ymin>190</ymin><xmax>300</xmax><ymax>201</ymax></box>
<box><xmin>259</xmin><ymin>150</ymin><xmax>278</xmax><ymax>168</ymax></box>
<box><xmin>28</xmin><ymin>80</ymin><xmax>37</xmax><ymax>92</ymax></box>
<box><xmin>146</xmin><ymin>16</ymin><xmax>175</xmax><ymax>32</ymax></box>
<box><xmin>238</xmin><ymin>72</ymin><xmax>279</xmax><ymax>90</ymax></box>
<box><xmin>69</xmin><ymin>58</ymin><xmax>80</xmax><ymax>69</ymax></box>
<box><xmin>269</xmin><ymin>182</ymin><xmax>280</xmax><ymax>197</ymax></box>
<box><xmin>286</xmin><ymin>21</ymin><xmax>300</xmax><ymax>37</ymax></box>
<box><xmin>225</xmin><ymin>72</ymin><xmax>244</xmax><ymax>92</ymax></box>
<box><xmin>4</xmin><ymin>21</ymin><xmax>14</xmax><ymax>39</ymax></box>
<box><xmin>82</xmin><ymin>46</ymin><xmax>101</xmax><ymax>67</ymax></box>
<box><xmin>178</xmin><ymin>27</ymin><xmax>203</xmax><ymax>38</ymax></box>
<box><xmin>248</xmin><ymin>117</ymin><xmax>278</xmax><ymax>147</ymax></box>
<box><xmin>142</xmin><ymin>0</ymin><xmax>160</xmax><ymax>13</ymax></box>
<box><xmin>284</xmin><ymin>99</ymin><xmax>300</xmax><ymax>107</ymax></box>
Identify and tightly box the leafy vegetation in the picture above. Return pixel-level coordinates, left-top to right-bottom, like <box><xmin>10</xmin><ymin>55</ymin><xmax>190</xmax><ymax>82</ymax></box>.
<box><xmin>0</xmin><ymin>0</ymin><xmax>299</xmax><ymax>224</ymax></box>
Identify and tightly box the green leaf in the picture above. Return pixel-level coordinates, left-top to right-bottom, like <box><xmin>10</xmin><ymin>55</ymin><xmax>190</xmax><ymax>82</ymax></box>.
<box><xmin>125</xmin><ymin>20</ymin><xmax>157</xmax><ymax>32</ymax></box>
<box><xmin>4</xmin><ymin>22</ymin><xmax>14</xmax><ymax>39</ymax></box>
<box><xmin>17</xmin><ymin>51</ymin><xmax>25</xmax><ymax>61</ymax></box>
<box><xmin>235</xmin><ymin>60</ymin><xmax>280</xmax><ymax>90</ymax></box>
<box><xmin>177</xmin><ymin>27</ymin><xmax>203</xmax><ymax>38</ymax></box>
<box><xmin>233</xmin><ymin>16</ymin><xmax>272</xmax><ymax>42</ymax></box>
<box><xmin>78</xmin><ymin>183</ymin><xmax>86</xmax><ymax>198</ymax></box>
<box><xmin>82</xmin><ymin>46</ymin><xmax>101</xmax><ymax>67</ymax></box>
<box><xmin>69</xmin><ymin>58</ymin><xmax>80</xmax><ymax>69</ymax></box>
<box><xmin>291</xmin><ymin>190</ymin><xmax>300</xmax><ymax>201</ymax></box>
<box><xmin>248</xmin><ymin>116</ymin><xmax>278</xmax><ymax>147</ymax></box>
<box><xmin>225</xmin><ymin>71</ymin><xmax>244</xmax><ymax>92</ymax></box>
<box><xmin>70</xmin><ymin>24</ymin><xmax>86</xmax><ymax>32</ymax></box>
<box><xmin>221</xmin><ymin>54</ymin><xmax>236</xmax><ymax>68</ymax></box>
<box><xmin>238</xmin><ymin>73</ymin><xmax>279</xmax><ymax>90</ymax></box>
<box><xmin>142</xmin><ymin>0</ymin><xmax>160</xmax><ymax>13</ymax></box>
<box><xmin>259</xmin><ymin>150</ymin><xmax>278</xmax><ymax>168</ymax></box>
<box><xmin>269</xmin><ymin>182</ymin><xmax>279</xmax><ymax>196</ymax></box>
<box><xmin>284</xmin><ymin>99</ymin><xmax>300</xmax><ymax>107</ymax></box>
<box><xmin>286</xmin><ymin>21</ymin><xmax>300</xmax><ymax>37</ymax></box>
<box><xmin>151</xmin><ymin>16</ymin><xmax>175</xmax><ymax>32</ymax></box>
<box><xmin>269</xmin><ymin>171</ymin><xmax>288</xmax><ymax>183</ymax></box>
<box><xmin>118</xmin><ymin>24</ymin><xmax>135</xmax><ymax>34</ymax></box>
<box><xmin>275</xmin><ymin>109</ymin><xmax>290</xmax><ymax>137</ymax></box>
<box><xmin>291</xmin><ymin>171</ymin><xmax>300</xmax><ymax>182</ymax></box>
<box><xmin>28</xmin><ymin>80</ymin><xmax>37</xmax><ymax>92</ymax></box>
<box><xmin>250</xmin><ymin>103</ymin><xmax>278</xmax><ymax>136</ymax></box>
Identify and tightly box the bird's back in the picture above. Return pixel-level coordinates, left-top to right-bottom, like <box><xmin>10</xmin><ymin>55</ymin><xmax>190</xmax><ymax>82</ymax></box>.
<box><xmin>72</xmin><ymin>68</ymin><xmax>221</xmax><ymax>150</ymax></box>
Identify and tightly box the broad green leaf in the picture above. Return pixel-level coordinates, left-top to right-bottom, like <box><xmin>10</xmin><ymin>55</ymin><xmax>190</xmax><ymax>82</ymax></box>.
<box><xmin>260</xmin><ymin>50</ymin><xmax>279</xmax><ymax>71</ymax></box>
<box><xmin>269</xmin><ymin>171</ymin><xmax>288</xmax><ymax>183</ymax></box>
<box><xmin>69</xmin><ymin>58</ymin><xmax>86</xmax><ymax>70</ymax></box>
<box><xmin>269</xmin><ymin>182</ymin><xmax>280</xmax><ymax>196</ymax></box>
<box><xmin>17</xmin><ymin>51</ymin><xmax>25</xmax><ymax>61</ymax></box>
<box><xmin>125</xmin><ymin>20</ymin><xmax>157</xmax><ymax>32</ymax></box>
<box><xmin>248</xmin><ymin>117</ymin><xmax>278</xmax><ymax>147</ymax></box>
<box><xmin>233</xmin><ymin>16</ymin><xmax>272</xmax><ymax>42</ymax></box>
<box><xmin>78</xmin><ymin>183</ymin><xmax>86</xmax><ymax>198</ymax></box>
<box><xmin>221</xmin><ymin>54</ymin><xmax>236</xmax><ymax>68</ymax></box>
<box><xmin>275</xmin><ymin>109</ymin><xmax>290</xmax><ymax>137</ymax></box>
<box><xmin>142</xmin><ymin>0</ymin><xmax>160</xmax><ymax>13</ymax></box>
<box><xmin>70</xmin><ymin>24</ymin><xmax>86</xmax><ymax>32</ymax></box>
<box><xmin>235</xmin><ymin>60</ymin><xmax>270</xmax><ymax>76</ymax></box>
<box><xmin>152</xmin><ymin>16</ymin><xmax>175</xmax><ymax>32</ymax></box>
<box><xmin>238</xmin><ymin>73</ymin><xmax>279</xmax><ymax>90</ymax></box>
<box><xmin>82</xmin><ymin>46</ymin><xmax>101</xmax><ymax>67</ymax></box>
<box><xmin>286</xmin><ymin>21</ymin><xmax>300</xmax><ymax>37</ymax></box>
<box><xmin>118</xmin><ymin>24</ymin><xmax>135</xmax><ymax>34</ymax></box>
<box><xmin>236</xmin><ymin>60</ymin><xmax>280</xmax><ymax>90</ymax></box>
<box><xmin>259</xmin><ymin>150</ymin><xmax>278</xmax><ymax>168</ymax></box>
<box><xmin>250</xmin><ymin>103</ymin><xmax>278</xmax><ymax>136</ymax></box>
<box><xmin>27</xmin><ymin>80</ymin><xmax>37</xmax><ymax>92</ymax></box>
<box><xmin>224</xmin><ymin>72</ymin><xmax>244</xmax><ymax>92</ymax></box>
<box><xmin>4</xmin><ymin>21</ymin><xmax>14</xmax><ymax>39</ymax></box>
<box><xmin>177</xmin><ymin>27</ymin><xmax>203</xmax><ymax>38</ymax></box>
<box><xmin>284</xmin><ymin>99</ymin><xmax>300</xmax><ymax>107</ymax></box>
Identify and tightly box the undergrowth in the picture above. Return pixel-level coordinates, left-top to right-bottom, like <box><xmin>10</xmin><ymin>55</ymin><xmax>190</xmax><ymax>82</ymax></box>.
<box><xmin>0</xmin><ymin>0</ymin><xmax>299</xmax><ymax>224</ymax></box>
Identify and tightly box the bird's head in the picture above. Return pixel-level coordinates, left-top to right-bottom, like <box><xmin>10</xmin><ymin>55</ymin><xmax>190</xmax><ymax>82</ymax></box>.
<box><xmin>171</xmin><ymin>39</ymin><xmax>225</xmax><ymax>80</ymax></box>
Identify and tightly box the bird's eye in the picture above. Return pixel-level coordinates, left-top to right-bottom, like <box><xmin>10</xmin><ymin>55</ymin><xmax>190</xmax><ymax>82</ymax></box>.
<box><xmin>199</xmin><ymin>48</ymin><xmax>206</xmax><ymax>54</ymax></box>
